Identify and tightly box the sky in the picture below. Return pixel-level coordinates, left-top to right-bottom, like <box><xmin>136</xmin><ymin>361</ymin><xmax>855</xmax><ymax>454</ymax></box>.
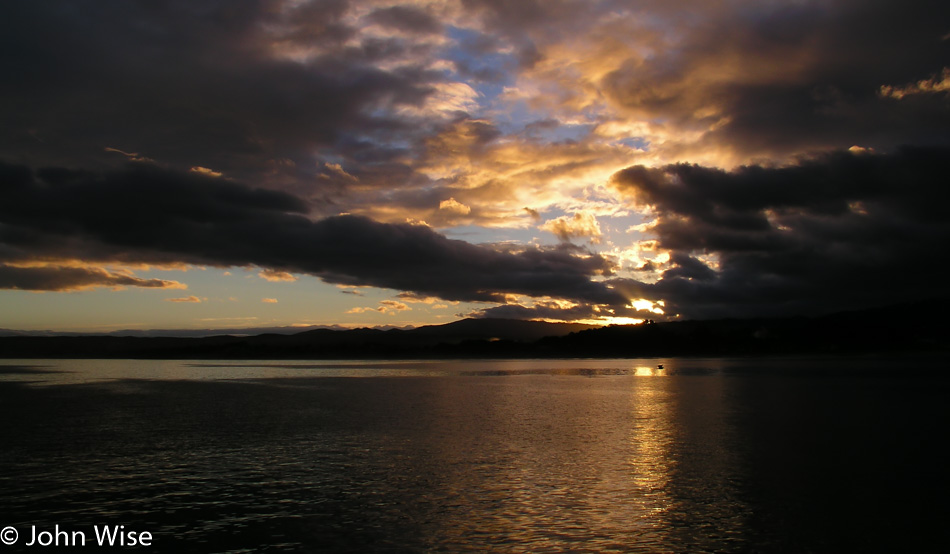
<box><xmin>1</xmin><ymin>0</ymin><xmax>949</xmax><ymax>332</ymax></box>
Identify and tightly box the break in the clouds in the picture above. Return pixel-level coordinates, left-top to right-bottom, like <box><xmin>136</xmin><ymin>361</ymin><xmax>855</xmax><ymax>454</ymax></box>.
<box><xmin>1</xmin><ymin>0</ymin><xmax>948</xmax><ymax>327</ymax></box>
<box><xmin>478</xmin><ymin>146</ymin><xmax>950</xmax><ymax>320</ymax></box>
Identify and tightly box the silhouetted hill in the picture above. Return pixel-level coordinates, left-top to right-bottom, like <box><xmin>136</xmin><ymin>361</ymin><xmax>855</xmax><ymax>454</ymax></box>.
<box><xmin>0</xmin><ymin>302</ymin><xmax>946</xmax><ymax>359</ymax></box>
<box><xmin>408</xmin><ymin>318</ymin><xmax>597</xmax><ymax>342</ymax></box>
<box><xmin>0</xmin><ymin>323</ymin><xmax>389</xmax><ymax>338</ymax></box>
<box><xmin>534</xmin><ymin>300</ymin><xmax>948</xmax><ymax>357</ymax></box>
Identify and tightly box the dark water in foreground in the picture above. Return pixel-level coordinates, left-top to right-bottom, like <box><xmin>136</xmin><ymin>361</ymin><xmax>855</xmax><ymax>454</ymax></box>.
<box><xmin>1</xmin><ymin>358</ymin><xmax>948</xmax><ymax>553</ymax></box>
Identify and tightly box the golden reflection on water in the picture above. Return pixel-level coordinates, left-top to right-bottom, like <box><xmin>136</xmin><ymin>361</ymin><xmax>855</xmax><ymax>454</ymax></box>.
<box><xmin>627</xmin><ymin>376</ymin><xmax>675</xmax><ymax>542</ymax></box>
<box><xmin>633</xmin><ymin>365</ymin><xmax>667</xmax><ymax>377</ymax></box>
<box><xmin>0</xmin><ymin>359</ymin><xmax>760</xmax><ymax>551</ymax></box>
<box><xmin>401</xmin><ymin>367</ymin><xmax>695</xmax><ymax>551</ymax></box>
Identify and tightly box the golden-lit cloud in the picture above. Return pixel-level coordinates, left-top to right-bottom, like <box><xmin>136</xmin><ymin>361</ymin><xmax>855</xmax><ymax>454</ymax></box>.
<box><xmin>190</xmin><ymin>166</ymin><xmax>223</xmax><ymax>178</ymax></box>
<box><xmin>880</xmin><ymin>67</ymin><xmax>950</xmax><ymax>99</ymax></box>
<box><xmin>261</xmin><ymin>298</ymin><xmax>279</xmax><ymax>303</ymax></box>
<box><xmin>258</xmin><ymin>269</ymin><xmax>298</xmax><ymax>282</ymax></box>
<box><xmin>0</xmin><ymin>261</ymin><xmax>188</xmax><ymax>292</ymax></box>
<box><xmin>398</xmin><ymin>82</ymin><xmax>481</xmax><ymax>119</ymax></box>
<box><xmin>346</xmin><ymin>300</ymin><xmax>412</xmax><ymax>314</ymax></box>
<box><xmin>321</xmin><ymin>162</ymin><xmax>358</xmax><ymax>182</ymax></box>
<box><xmin>165</xmin><ymin>296</ymin><xmax>204</xmax><ymax>303</ymax></box>
<box><xmin>379</xmin><ymin>300</ymin><xmax>410</xmax><ymax>312</ymax></box>
<box><xmin>103</xmin><ymin>147</ymin><xmax>154</xmax><ymax>163</ymax></box>
<box><xmin>396</xmin><ymin>292</ymin><xmax>441</xmax><ymax>304</ymax></box>
<box><xmin>438</xmin><ymin>197</ymin><xmax>471</xmax><ymax>215</ymax></box>
<box><xmin>540</xmin><ymin>212</ymin><xmax>602</xmax><ymax>243</ymax></box>
<box><xmin>348</xmin><ymin>116</ymin><xmax>642</xmax><ymax>229</ymax></box>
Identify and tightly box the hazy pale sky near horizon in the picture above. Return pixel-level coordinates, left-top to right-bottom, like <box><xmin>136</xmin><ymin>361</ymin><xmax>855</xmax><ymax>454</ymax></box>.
<box><xmin>2</xmin><ymin>0</ymin><xmax>949</xmax><ymax>331</ymax></box>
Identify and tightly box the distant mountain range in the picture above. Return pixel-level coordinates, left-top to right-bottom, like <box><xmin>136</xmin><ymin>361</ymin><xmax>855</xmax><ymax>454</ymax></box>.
<box><xmin>0</xmin><ymin>301</ymin><xmax>946</xmax><ymax>359</ymax></box>
<box><xmin>0</xmin><ymin>323</ymin><xmax>409</xmax><ymax>338</ymax></box>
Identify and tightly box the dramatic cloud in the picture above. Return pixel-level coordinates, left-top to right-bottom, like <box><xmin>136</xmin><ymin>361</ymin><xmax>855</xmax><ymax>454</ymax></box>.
<box><xmin>0</xmin><ymin>0</ymin><xmax>436</xmax><ymax>209</ymax></box>
<box><xmin>2</xmin><ymin>1</ymin><xmax>948</xmax><ymax>327</ymax></box>
<box><xmin>608</xmin><ymin>146</ymin><xmax>950</xmax><ymax>318</ymax></box>
<box><xmin>0</xmin><ymin>161</ymin><xmax>621</xmax><ymax>306</ymax></box>
<box><xmin>0</xmin><ymin>263</ymin><xmax>186</xmax><ymax>292</ymax></box>
<box><xmin>517</xmin><ymin>0</ymin><xmax>950</xmax><ymax>166</ymax></box>
<box><xmin>6</xmin><ymin>1</ymin><xmax>944</xmax><ymax>229</ymax></box>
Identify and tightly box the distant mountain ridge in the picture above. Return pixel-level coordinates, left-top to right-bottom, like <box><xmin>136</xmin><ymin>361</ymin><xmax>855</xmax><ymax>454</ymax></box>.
<box><xmin>0</xmin><ymin>323</ymin><xmax>405</xmax><ymax>338</ymax></box>
<box><xmin>0</xmin><ymin>318</ymin><xmax>593</xmax><ymax>339</ymax></box>
<box><xmin>0</xmin><ymin>318</ymin><xmax>599</xmax><ymax>358</ymax></box>
<box><xmin>0</xmin><ymin>302</ymin><xmax>946</xmax><ymax>359</ymax></box>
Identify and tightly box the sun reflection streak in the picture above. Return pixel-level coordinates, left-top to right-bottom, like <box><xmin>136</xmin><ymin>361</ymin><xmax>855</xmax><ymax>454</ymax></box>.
<box><xmin>634</xmin><ymin>365</ymin><xmax>667</xmax><ymax>377</ymax></box>
<box><xmin>627</xmin><ymin>376</ymin><xmax>675</xmax><ymax>533</ymax></box>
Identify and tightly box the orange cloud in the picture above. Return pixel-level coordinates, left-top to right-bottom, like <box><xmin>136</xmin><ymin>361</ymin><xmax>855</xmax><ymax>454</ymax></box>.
<box><xmin>439</xmin><ymin>197</ymin><xmax>471</xmax><ymax>215</ymax></box>
<box><xmin>258</xmin><ymin>269</ymin><xmax>298</xmax><ymax>282</ymax></box>
<box><xmin>189</xmin><ymin>166</ymin><xmax>223</xmax><ymax>178</ymax></box>
<box><xmin>346</xmin><ymin>300</ymin><xmax>412</xmax><ymax>314</ymax></box>
<box><xmin>880</xmin><ymin>67</ymin><xmax>950</xmax><ymax>99</ymax></box>
<box><xmin>165</xmin><ymin>296</ymin><xmax>204</xmax><ymax>303</ymax></box>
<box><xmin>540</xmin><ymin>212</ymin><xmax>602</xmax><ymax>243</ymax></box>
<box><xmin>396</xmin><ymin>292</ymin><xmax>441</xmax><ymax>303</ymax></box>
<box><xmin>379</xmin><ymin>300</ymin><xmax>410</xmax><ymax>312</ymax></box>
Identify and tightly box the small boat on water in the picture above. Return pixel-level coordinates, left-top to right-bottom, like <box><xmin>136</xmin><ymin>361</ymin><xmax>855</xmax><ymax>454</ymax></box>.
<box><xmin>657</xmin><ymin>364</ymin><xmax>664</xmax><ymax>370</ymax></box>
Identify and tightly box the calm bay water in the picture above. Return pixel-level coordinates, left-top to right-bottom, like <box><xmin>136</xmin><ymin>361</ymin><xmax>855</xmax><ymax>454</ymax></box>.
<box><xmin>1</xmin><ymin>358</ymin><xmax>948</xmax><ymax>552</ymax></box>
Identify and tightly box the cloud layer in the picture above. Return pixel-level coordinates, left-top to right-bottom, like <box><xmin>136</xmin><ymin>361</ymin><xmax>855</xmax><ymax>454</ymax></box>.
<box><xmin>5</xmin><ymin>0</ymin><xmax>946</xmax><ymax>230</ymax></box>
<box><xmin>611</xmin><ymin>146</ymin><xmax>950</xmax><ymax>318</ymax></box>
<box><xmin>4</xmin><ymin>146</ymin><xmax>948</xmax><ymax>319</ymax></box>
<box><xmin>0</xmin><ymin>161</ymin><xmax>619</xmax><ymax>304</ymax></box>
<box><xmin>478</xmin><ymin>146</ymin><xmax>950</xmax><ymax>320</ymax></box>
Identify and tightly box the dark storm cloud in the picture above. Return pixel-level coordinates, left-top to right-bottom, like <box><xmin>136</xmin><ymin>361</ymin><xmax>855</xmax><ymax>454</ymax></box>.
<box><xmin>0</xmin><ymin>161</ymin><xmax>622</xmax><ymax>303</ymax></box>
<box><xmin>0</xmin><ymin>264</ymin><xmax>184</xmax><ymax>292</ymax></box>
<box><xmin>0</xmin><ymin>0</ymin><xmax>435</xmax><ymax>198</ymax></box>
<box><xmin>474</xmin><ymin>302</ymin><xmax>601</xmax><ymax>321</ymax></box>
<box><xmin>365</xmin><ymin>5</ymin><xmax>442</xmax><ymax>34</ymax></box>
<box><xmin>610</xmin><ymin>146</ymin><xmax>950</xmax><ymax>319</ymax></box>
<box><xmin>600</xmin><ymin>1</ymin><xmax>950</xmax><ymax>159</ymax></box>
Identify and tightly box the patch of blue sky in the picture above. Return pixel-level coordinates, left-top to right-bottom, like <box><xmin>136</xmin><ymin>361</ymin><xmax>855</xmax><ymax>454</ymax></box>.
<box><xmin>442</xmin><ymin>223</ymin><xmax>545</xmax><ymax>246</ymax></box>
<box><xmin>442</xmin><ymin>26</ymin><xmax>516</xmax><ymax>99</ymax></box>
<box><xmin>488</xmin><ymin>98</ymin><xmax>536</xmax><ymax>135</ymax></box>
<box><xmin>486</xmin><ymin>97</ymin><xmax>601</xmax><ymax>141</ymax></box>
<box><xmin>616</xmin><ymin>136</ymin><xmax>651</xmax><ymax>150</ymax></box>
<box><xmin>531</xmin><ymin>122</ymin><xmax>597</xmax><ymax>144</ymax></box>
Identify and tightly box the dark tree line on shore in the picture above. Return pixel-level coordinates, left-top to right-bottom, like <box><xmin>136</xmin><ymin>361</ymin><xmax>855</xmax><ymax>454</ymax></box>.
<box><xmin>1</xmin><ymin>300</ymin><xmax>945</xmax><ymax>359</ymax></box>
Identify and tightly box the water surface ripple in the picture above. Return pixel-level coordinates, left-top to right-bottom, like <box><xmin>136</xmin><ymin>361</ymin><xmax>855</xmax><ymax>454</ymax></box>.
<box><xmin>1</xmin><ymin>358</ymin><xmax>947</xmax><ymax>552</ymax></box>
